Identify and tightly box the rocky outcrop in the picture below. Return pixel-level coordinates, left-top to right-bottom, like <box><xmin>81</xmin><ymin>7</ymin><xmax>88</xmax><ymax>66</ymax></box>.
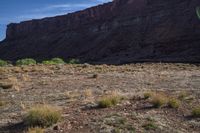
<box><xmin>0</xmin><ymin>0</ymin><xmax>200</xmax><ymax>64</ymax></box>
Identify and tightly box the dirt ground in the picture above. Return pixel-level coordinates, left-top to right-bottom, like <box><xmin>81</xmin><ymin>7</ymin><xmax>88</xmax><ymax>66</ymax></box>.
<box><xmin>0</xmin><ymin>63</ymin><xmax>200</xmax><ymax>133</ymax></box>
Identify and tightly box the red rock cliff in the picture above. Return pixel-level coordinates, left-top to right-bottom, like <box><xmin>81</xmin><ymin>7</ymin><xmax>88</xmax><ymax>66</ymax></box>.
<box><xmin>0</xmin><ymin>0</ymin><xmax>200</xmax><ymax>64</ymax></box>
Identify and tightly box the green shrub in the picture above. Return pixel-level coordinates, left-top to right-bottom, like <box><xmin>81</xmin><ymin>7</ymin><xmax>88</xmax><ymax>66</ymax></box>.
<box><xmin>42</xmin><ymin>60</ymin><xmax>56</xmax><ymax>65</ymax></box>
<box><xmin>51</xmin><ymin>58</ymin><xmax>65</xmax><ymax>64</ymax></box>
<box><xmin>16</xmin><ymin>58</ymin><xmax>36</xmax><ymax>66</ymax></box>
<box><xmin>168</xmin><ymin>99</ymin><xmax>180</xmax><ymax>109</ymax></box>
<box><xmin>66</xmin><ymin>58</ymin><xmax>80</xmax><ymax>64</ymax></box>
<box><xmin>0</xmin><ymin>60</ymin><xmax>8</xmax><ymax>67</ymax></box>
<box><xmin>24</xmin><ymin>105</ymin><xmax>61</xmax><ymax>127</ymax></box>
<box><xmin>192</xmin><ymin>106</ymin><xmax>200</xmax><ymax>117</ymax></box>
<box><xmin>98</xmin><ymin>96</ymin><xmax>121</xmax><ymax>108</ymax></box>
<box><xmin>42</xmin><ymin>58</ymin><xmax>65</xmax><ymax>65</ymax></box>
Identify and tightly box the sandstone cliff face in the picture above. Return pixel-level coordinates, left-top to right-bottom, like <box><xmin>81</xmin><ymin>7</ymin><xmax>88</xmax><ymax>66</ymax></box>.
<box><xmin>0</xmin><ymin>0</ymin><xmax>200</xmax><ymax>64</ymax></box>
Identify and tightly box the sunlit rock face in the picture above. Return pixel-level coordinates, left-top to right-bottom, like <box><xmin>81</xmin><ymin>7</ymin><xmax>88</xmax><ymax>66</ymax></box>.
<box><xmin>0</xmin><ymin>0</ymin><xmax>200</xmax><ymax>64</ymax></box>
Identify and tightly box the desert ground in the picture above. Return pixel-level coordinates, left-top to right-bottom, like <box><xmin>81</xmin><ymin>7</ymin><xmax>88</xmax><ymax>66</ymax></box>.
<box><xmin>0</xmin><ymin>63</ymin><xmax>200</xmax><ymax>133</ymax></box>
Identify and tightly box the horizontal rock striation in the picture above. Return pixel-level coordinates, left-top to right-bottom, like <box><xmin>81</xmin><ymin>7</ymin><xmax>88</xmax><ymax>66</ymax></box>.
<box><xmin>0</xmin><ymin>0</ymin><xmax>200</xmax><ymax>64</ymax></box>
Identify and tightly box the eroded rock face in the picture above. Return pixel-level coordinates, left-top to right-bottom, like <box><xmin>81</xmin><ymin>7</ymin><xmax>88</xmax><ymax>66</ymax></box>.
<box><xmin>0</xmin><ymin>0</ymin><xmax>200</xmax><ymax>64</ymax></box>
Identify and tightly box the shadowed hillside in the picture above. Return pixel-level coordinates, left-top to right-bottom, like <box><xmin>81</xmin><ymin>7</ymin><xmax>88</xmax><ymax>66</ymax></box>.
<box><xmin>0</xmin><ymin>0</ymin><xmax>200</xmax><ymax>64</ymax></box>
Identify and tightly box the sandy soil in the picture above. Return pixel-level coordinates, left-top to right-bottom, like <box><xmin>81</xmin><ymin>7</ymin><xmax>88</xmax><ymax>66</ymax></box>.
<box><xmin>0</xmin><ymin>63</ymin><xmax>199</xmax><ymax>133</ymax></box>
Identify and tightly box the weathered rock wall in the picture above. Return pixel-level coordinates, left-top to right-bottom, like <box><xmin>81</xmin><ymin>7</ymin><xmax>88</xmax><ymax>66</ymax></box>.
<box><xmin>0</xmin><ymin>0</ymin><xmax>200</xmax><ymax>64</ymax></box>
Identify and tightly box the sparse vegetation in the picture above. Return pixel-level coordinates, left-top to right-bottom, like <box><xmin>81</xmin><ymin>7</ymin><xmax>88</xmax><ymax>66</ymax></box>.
<box><xmin>150</xmin><ymin>94</ymin><xmax>167</xmax><ymax>108</ymax></box>
<box><xmin>98</xmin><ymin>95</ymin><xmax>121</xmax><ymax>108</ymax></box>
<box><xmin>168</xmin><ymin>99</ymin><xmax>180</xmax><ymax>109</ymax></box>
<box><xmin>143</xmin><ymin>122</ymin><xmax>158</xmax><ymax>130</ymax></box>
<box><xmin>28</xmin><ymin>127</ymin><xmax>44</xmax><ymax>133</ymax></box>
<box><xmin>16</xmin><ymin>58</ymin><xmax>37</xmax><ymax>66</ymax></box>
<box><xmin>24</xmin><ymin>105</ymin><xmax>61</xmax><ymax>127</ymax></box>
<box><xmin>42</xmin><ymin>58</ymin><xmax>65</xmax><ymax>65</ymax></box>
<box><xmin>192</xmin><ymin>106</ymin><xmax>200</xmax><ymax>117</ymax></box>
<box><xmin>144</xmin><ymin>92</ymin><xmax>152</xmax><ymax>99</ymax></box>
<box><xmin>178</xmin><ymin>91</ymin><xmax>188</xmax><ymax>100</ymax></box>
<box><xmin>66</xmin><ymin>58</ymin><xmax>80</xmax><ymax>64</ymax></box>
<box><xmin>0</xmin><ymin>59</ymin><xmax>8</xmax><ymax>67</ymax></box>
<box><xmin>50</xmin><ymin>58</ymin><xmax>65</xmax><ymax>64</ymax></box>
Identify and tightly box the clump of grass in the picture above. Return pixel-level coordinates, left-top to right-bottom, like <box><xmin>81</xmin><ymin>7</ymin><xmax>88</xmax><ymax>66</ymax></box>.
<box><xmin>24</xmin><ymin>105</ymin><xmax>61</xmax><ymax>127</ymax></box>
<box><xmin>150</xmin><ymin>94</ymin><xmax>167</xmax><ymax>108</ymax></box>
<box><xmin>178</xmin><ymin>91</ymin><xmax>188</xmax><ymax>100</ymax></box>
<box><xmin>28</xmin><ymin>127</ymin><xmax>44</xmax><ymax>133</ymax></box>
<box><xmin>143</xmin><ymin>122</ymin><xmax>158</xmax><ymax>130</ymax></box>
<box><xmin>66</xmin><ymin>58</ymin><xmax>80</xmax><ymax>64</ymax></box>
<box><xmin>168</xmin><ymin>99</ymin><xmax>180</xmax><ymax>109</ymax></box>
<box><xmin>98</xmin><ymin>94</ymin><xmax>122</xmax><ymax>108</ymax></box>
<box><xmin>192</xmin><ymin>106</ymin><xmax>200</xmax><ymax>117</ymax></box>
<box><xmin>16</xmin><ymin>58</ymin><xmax>36</xmax><ymax>66</ymax></box>
<box><xmin>0</xmin><ymin>59</ymin><xmax>8</xmax><ymax>67</ymax></box>
<box><xmin>42</xmin><ymin>58</ymin><xmax>65</xmax><ymax>65</ymax></box>
<box><xmin>144</xmin><ymin>92</ymin><xmax>152</xmax><ymax>99</ymax></box>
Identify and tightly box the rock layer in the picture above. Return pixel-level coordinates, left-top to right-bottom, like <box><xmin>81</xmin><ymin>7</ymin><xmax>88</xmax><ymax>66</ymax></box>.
<box><xmin>0</xmin><ymin>0</ymin><xmax>200</xmax><ymax>64</ymax></box>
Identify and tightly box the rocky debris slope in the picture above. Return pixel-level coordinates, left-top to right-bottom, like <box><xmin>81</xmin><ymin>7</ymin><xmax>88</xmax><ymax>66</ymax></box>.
<box><xmin>0</xmin><ymin>0</ymin><xmax>200</xmax><ymax>64</ymax></box>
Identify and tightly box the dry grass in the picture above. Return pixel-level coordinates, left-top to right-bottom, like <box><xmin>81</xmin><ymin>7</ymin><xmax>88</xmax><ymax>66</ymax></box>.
<box><xmin>150</xmin><ymin>94</ymin><xmax>168</xmax><ymax>108</ymax></box>
<box><xmin>168</xmin><ymin>98</ymin><xmax>180</xmax><ymax>109</ymax></box>
<box><xmin>98</xmin><ymin>91</ymin><xmax>122</xmax><ymax>108</ymax></box>
<box><xmin>24</xmin><ymin>105</ymin><xmax>61</xmax><ymax>127</ymax></box>
<box><xmin>192</xmin><ymin>106</ymin><xmax>200</xmax><ymax>117</ymax></box>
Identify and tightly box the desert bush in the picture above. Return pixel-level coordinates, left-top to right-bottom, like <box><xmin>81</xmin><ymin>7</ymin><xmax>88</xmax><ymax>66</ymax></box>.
<box><xmin>51</xmin><ymin>58</ymin><xmax>65</xmax><ymax>64</ymax></box>
<box><xmin>16</xmin><ymin>58</ymin><xmax>36</xmax><ymax>66</ymax></box>
<box><xmin>24</xmin><ymin>105</ymin><xmax>61</xmax><ymax>127</ymax></box>
<box><xmin>42</xmin><ymin>60</ymin><xmax>55</xmax><ymax>65</ymax></box>
<box><xmin>192</xmin><ymin>106</ymin><xmax>200</xmax><ymax>117</ymax></box>
<box><xmin>150</xmin><ymin>94</ymin><xmax>167</xmax><ymax>108</ymax></box>
<box><xmin>168</xmin><ymin>99</ymin><xmax>180</xmax><ymax>109</ymax></box>
<box><xmin>42</xmin><ymin>58</ymin><xmax>65</xmax><ymax>65</ymax></box>
<box><xmin>98</xmin><ymin>95</ymin><xmax>121</xmax><ymax>108</ymax></box>
<box><xmin>0</xmin><ymin>60</ymin><xmax>8</xmax><ymax>67</ymax></box>
<box><xmin>28</xmin><ymin>127</ymin><xmax>44</xmax><ymax>133</ymax></box>
<box><xmin>66</xmin><ymin>58</ymin><xmax>80</xmax><ymax>64</ymax></box>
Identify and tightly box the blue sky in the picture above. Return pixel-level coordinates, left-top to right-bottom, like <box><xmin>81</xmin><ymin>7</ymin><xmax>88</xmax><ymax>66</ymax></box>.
<box><xmin>0</xmin><ymin>0</ymin><xmax>112</xmax><ymax>41</ymax></box>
